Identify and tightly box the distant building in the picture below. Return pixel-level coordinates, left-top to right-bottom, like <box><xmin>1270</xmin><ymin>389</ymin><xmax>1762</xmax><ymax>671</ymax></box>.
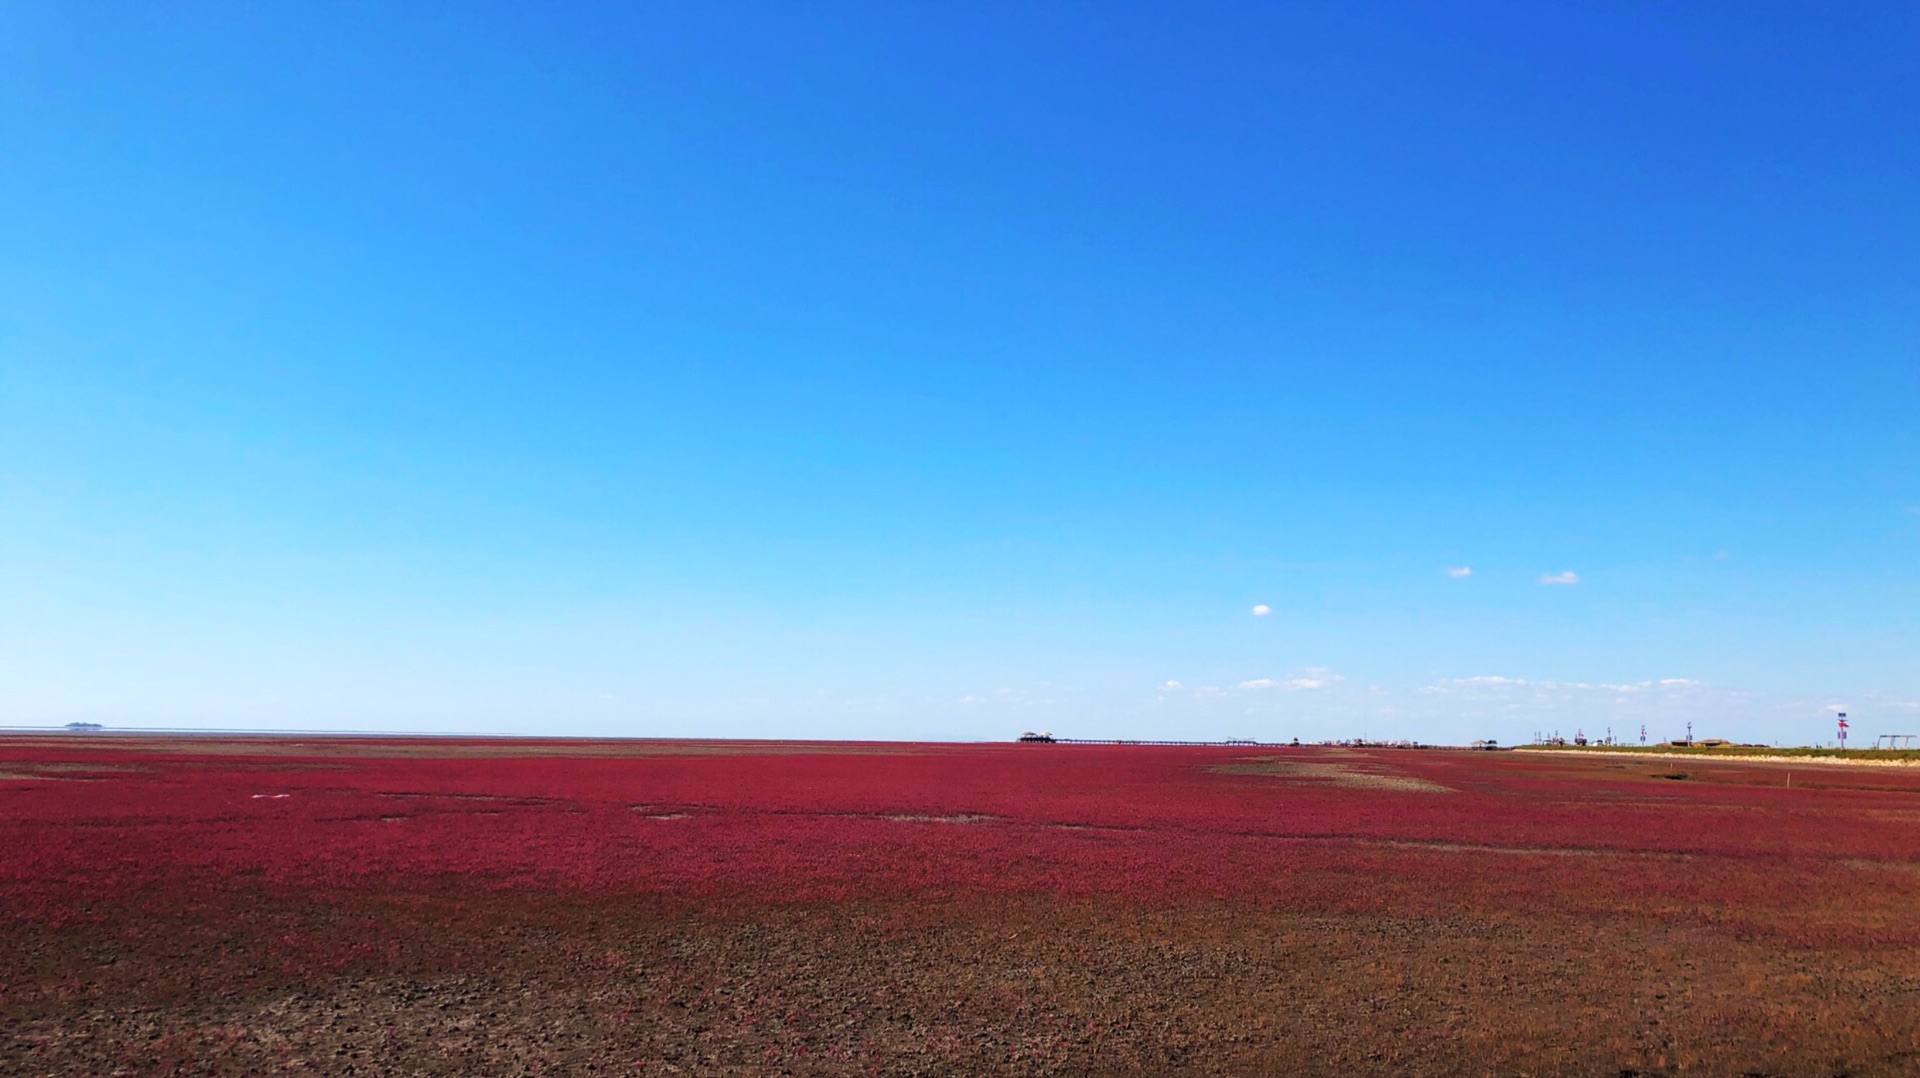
<box><xmin>1017</xmin><ymin>731</ymin><xmax>1055</xmax><ymax>743</ymax></box>
<box><xmin>64</xmin><ymin>722</ymin><xmax>103</xmax><ymax>732</ymax></box>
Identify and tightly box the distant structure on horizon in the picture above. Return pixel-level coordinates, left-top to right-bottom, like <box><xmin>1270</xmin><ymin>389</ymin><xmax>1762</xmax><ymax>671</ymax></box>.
<box><xmin>64</xmin><ymin>722</ymin><xmax>103</xmax><ymax>732</ymax></box>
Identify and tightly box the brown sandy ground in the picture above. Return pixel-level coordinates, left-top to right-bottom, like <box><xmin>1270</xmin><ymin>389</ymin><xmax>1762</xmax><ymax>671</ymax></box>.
<box><xmin>6</xmin><ymin>889</ymin><xmax>1919</xmax><ymax>1077</ymax></box>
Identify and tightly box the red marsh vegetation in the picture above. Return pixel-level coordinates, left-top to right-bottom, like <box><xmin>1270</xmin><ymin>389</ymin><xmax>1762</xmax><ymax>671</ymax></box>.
<box><xmin>4</xmin><ymin>736</ymin><xmax>1919</xmax><ymax>1075</ymax></box>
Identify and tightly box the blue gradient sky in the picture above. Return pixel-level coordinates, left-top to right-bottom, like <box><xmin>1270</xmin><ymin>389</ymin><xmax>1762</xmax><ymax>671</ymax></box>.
<box><xmin>4</xmin><ymin>3</ymin><xmax>1916</xmax><ymax>744</ymax></box>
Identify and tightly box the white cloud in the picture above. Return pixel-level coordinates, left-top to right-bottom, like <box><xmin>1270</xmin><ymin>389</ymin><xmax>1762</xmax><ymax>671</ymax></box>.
<box><xmin>1423</xmin><ymin>675</ymin><xmax>1532</xmax><ymax>695</ymax></box>
<box><xmin>1439</xmin><ymin>674</ymin><xmax>1697</xmax><ymax>695</ymax></box>
<box><xmin>1160</xmin><ymin>680</ymin><xmax>1183</xmax><ymax>690</ymax></box>
<box><xmin>1250</xmin><ymin>604</ymin><xmax>1272</xmax><ymax>617</ymax></box>
<box><xmin>1539</xmin><ymin>570</ymin><xmax>1579</xmax><ymax>585</ymax></box>
<box><xmin>1445</xmin><ymin>566</ymin><xmax>1473</xmax><ymax>578</ymax></box>
<box><xmin>1239</xmin><ymin>672</ymin><xmax>1338</xmax><ymax>691</ymax></box>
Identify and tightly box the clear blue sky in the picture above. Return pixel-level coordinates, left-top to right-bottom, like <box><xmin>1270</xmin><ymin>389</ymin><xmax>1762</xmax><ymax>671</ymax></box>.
<box><xmin>4</xmin><ymin>3</ymin><xmax>1916</xmax><ymax>744</ymax></box>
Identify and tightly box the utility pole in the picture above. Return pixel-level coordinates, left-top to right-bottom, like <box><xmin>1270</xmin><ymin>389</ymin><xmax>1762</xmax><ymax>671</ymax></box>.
<box><xmin>1686</xmin><ymin>721</ymin><xmax>1693</xmax><ymax>746</ymax></box>
<box><xmin>1838</xmin><ymin>712</ymin><xmax>1849</xmax><ymax>749</ymax></box>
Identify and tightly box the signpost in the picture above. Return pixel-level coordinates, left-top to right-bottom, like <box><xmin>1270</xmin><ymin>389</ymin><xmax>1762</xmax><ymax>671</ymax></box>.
<box><xmin>1838</xmin><ymin>712</ymin><xmax>1849</xmax><ymax>749</ymax></box>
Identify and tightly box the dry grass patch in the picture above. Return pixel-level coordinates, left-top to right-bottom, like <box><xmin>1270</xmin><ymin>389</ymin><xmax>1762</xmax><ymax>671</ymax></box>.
<box><xmin>1209</xmin><ymin>757</ymin><xmax>1453</xmax><ymax>793</ymax></box>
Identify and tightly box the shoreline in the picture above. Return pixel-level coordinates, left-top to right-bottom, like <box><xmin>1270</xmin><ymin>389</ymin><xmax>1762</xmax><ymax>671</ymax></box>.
<box><xmin>1512</xmin><ymin>747</ymin><xmax>1919</xmax><ymax>768</ymax></box>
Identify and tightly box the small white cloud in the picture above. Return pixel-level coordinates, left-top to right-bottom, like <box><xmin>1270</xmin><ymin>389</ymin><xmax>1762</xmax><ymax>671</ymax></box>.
<box><xmin>1240</xmin><ymin>673</ymin><xmax>1336</xmax><ymax>691</ymax></box>
<box><xmin>1657</xmin><ymin>677</ymin><xmax>1697</xmax><ymax>686</ymax></box>
<box><xmin>1160</xmin><ymin>680</ymin><xmax>1183</xmax><ymax>690</ymax></box>
<box><xmin>1445</xmin><ymin>566</ymin><xmax>1473</xmax><ymax>578</ymax></box>
<box><xmin>1425</xmin><ymin>675</ymin><xmax>1528</xmax><ymax>694</ymax></box>
<box><xmin>1250</xmin><ymin>604</ymin><xmax>1272</xmax><ymax>617</ymax></box>
<box><xmin>1712</xmin><ymin>550</ymin><xmax>1730</xmax><ymax>560</ymax></box>
<box><xmin>1539</xmin><ymin>570</ymin><xmax>1579</xmax><ymax>585</ymax></box>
